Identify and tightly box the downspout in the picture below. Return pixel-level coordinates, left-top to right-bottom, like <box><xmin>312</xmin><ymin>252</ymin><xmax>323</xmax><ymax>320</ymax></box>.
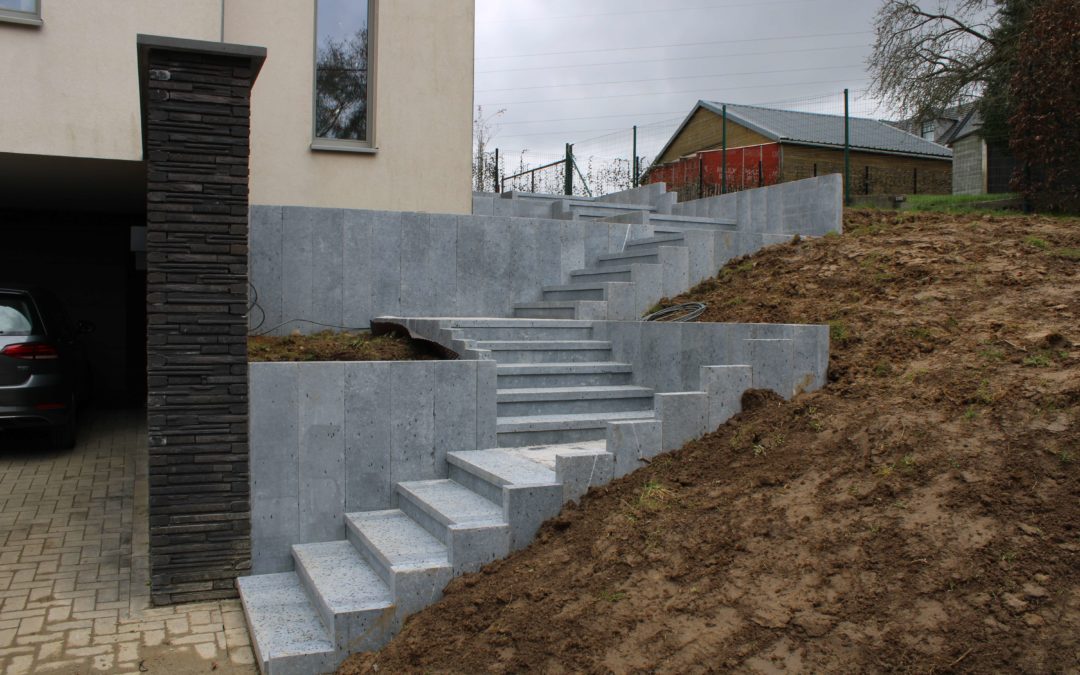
<box><xmin>220</xmin><ymin>0</ymin><xmax>225</xmax><ymax>42</ymax></box>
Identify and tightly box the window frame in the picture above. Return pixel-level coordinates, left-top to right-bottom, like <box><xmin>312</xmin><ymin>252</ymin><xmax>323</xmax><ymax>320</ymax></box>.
<box><xmin>921</xmin><ymin>120</ymin><xmax>936</xmax><ymax>141</ymax></box>
<box><xmin>310</xmin><ymin>0</ymin><xmax>378</xmax><ymax>154</ymax></box>
<box><xmin>0</xmin><ymin>0</ymin><xmax>42</xmax><ymax>26</ymax></box>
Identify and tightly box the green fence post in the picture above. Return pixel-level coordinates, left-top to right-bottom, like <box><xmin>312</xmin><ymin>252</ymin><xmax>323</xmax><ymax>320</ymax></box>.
<box><xmin>844</xmin><ymin>89</ymin><xmax>851</xmax><ymax>206</ymax></box>
<box><xmin>494</xmin><ymin>148</ymin><xmax>500</xmax><ymax>193</ymax></box>
<box><xmin>632</xmin><ymin>126</ymin><xmax>638</xmax><ymax>188</ymax></box>
<box><xmin>721</xmin><ymin>104</ymin><xmax>728</xmax><ymax>195</ymax></box>
<box><xmin>564</xmin><ymin>143</ymin><xmax>573</xmax><ymax>196</ymax></box>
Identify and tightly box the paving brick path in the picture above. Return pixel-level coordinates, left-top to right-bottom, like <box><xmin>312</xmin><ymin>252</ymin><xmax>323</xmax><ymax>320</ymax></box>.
<box><xmin>0</xmin><ymin>410</ymin><xmax>257</xmax><ymax>674</ymax></box>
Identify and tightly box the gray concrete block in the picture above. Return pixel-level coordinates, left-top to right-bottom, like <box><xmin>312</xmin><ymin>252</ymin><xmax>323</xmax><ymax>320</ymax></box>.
<box><xmin>791</xmin><ymin>324</ymin><xmax>829</xmax><ymax>395</ymax></box>
<box><xmin>749</xmin><ymin>187</ymin><xmax>768</xmax><ymax>233</ymax></box>
<box><xmin>434</xmin><ymin>361</ymin><xmax>478</xmax><ymax>461</ymax></box>
<box><xmin>736</xmin><ymin>189</ymin><xmax>751</xmax><ymax>232</ymax></box>
<box><xmin>370</xmin><ymin>210</ymin><xmax>403</xmax><ymax>319</ymax></box>
<box><xmin>605</xmin><ymin>282</ymin><xmax>636</xmax><ymax>321</ymax></box>
<box><xmin>250</xmin><ymin>363</ymin><xmax>300</xmax><ymax>574</ymax></box>
<box><xmin>701</xmin><ymin>365</ymin><xmax>753</xmax><ymax>429</ymax></box>
<box><xmin>555</xmin><ymin>450</ymin><xmax>614</xmax><ymax>502</ymax></box>
<box><xmin>655</xmin><ymin>391</ymin><xmax>709</xmax><ymax>451</ymax></box>
<box><xmin>344</xmin><ymin>363</ymin><xmax>393</xmax><ymax>513</ymax></box>
<box><xmin>606</xmin><ymin>419</ymin><xmax>662</xmax><ymax>478</ymax></box>
<box><xmin>639</xmin><ymin>321</ymin><xmax>683</xmax><ymax>393</ymax></box>
<box><xmin>249</xmin><ymin>205</ymin><xmax>283</xmax><ymax>334</ymax></box>
<box><xmin>389</xmin><ymin>362</ymin><xmax>437</xmax><ymax>485</ymax></box>
<box><xmin>559</xmin><ymin>221</ymin><xmax>587</xmax><ymax>280</ymax></box>
<box><xmin>298</xmin><ymin>363</ymin><xmax>346</xmax><ymax>544</ymax></box>
<box><xmin>659</xmin><ymin>245</ymin><xmax>690</xmax><ymax>299</ymax></box>
<box><xmin>472</xmin><ymin>194</ymin><xmax>495</xmax><ymax>216</ymax></box>
<box><xmin>682</xmin><ymin>229</ymin><xmax>717</xmax><ymax>286</ymax></box>
<box><xmin>342</xmin><ymin>209</ymin><xmax>374</xmax><ymax>330</ymax></box>
<box><xmin>504</xmin><ymin>483</ymin><xmax>564</xmax><ymax>551</ymax></box>
<box><xmin>631</xmin><ymin>263</ymin><xmax>664</xmax><ymax>317</ymax></box>
<box><xmin>281</xmin><ymin>207</ymin><xmax>315</xmax><ymax>335</ymax></box>
<box><xmin>747</xmin><ymin>338</ymin><xmax>795</xmax><ymax>399</ymax></box>
<box><xmin>401</xmin><ymin>213</ymin><xmax>451</xmax><ymax>316</ymax></box>
<box><xmin>311</xmin><ymin>209</ymin><xmax>344</xmax><ymax>330</ymax></box>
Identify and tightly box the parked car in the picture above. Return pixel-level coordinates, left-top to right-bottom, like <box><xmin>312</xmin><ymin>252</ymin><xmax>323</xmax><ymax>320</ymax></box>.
<box><xmin>0</xmin><ymin>286</ymin><xmax>93</xmax><ymax>449</ymax></box>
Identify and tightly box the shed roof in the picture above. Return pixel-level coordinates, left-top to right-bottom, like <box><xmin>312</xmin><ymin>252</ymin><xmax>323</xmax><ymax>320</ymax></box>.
<box><xmin>655</xmin><ymin>101</ymin><xmax>953</xmax><ymax>164</ymax></box>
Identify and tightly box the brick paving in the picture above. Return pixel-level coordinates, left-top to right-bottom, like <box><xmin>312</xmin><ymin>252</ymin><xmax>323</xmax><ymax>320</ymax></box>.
<box><xmin>0</xmin><ymin>410</ymin><xmax>257</xmax><ymax>674</ymax></box>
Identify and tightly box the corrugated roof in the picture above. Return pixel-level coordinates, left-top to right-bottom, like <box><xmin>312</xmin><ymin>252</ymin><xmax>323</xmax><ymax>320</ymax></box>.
<box><xmin>695</xmin><ymin>101</ymin><xmax>953</xmax><ymax>159</ymax></box>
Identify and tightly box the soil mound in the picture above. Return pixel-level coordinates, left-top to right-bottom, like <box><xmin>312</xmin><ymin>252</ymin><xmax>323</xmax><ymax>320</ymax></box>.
<box><xmin>342</xmin><ymin>209</ymin><xmax>1080</xmax><ymax>674</ymax></box>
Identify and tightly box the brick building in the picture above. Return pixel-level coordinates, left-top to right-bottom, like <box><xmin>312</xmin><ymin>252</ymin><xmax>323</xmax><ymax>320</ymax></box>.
<box><xmin>646</xmin><ymin>101</ymin><xmax>953</xmax><ymax>200</ymax></box>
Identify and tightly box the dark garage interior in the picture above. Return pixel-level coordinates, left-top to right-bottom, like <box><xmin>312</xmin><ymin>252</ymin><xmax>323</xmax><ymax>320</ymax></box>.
<box><xmin>0</xmin><ymin>153</ymin><xmax>148</xmax><ymax>412</ymax></box>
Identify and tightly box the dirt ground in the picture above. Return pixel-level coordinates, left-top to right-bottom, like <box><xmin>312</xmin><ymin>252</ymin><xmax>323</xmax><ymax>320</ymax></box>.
<box><xmin>341</xmin><ymin>209</ymin><xmax>1080</xmax><ymax>674</ymax></box>
<box><xmin>247</xmin><ymin>330</ymin><xmax>440</xmax><ymax>362</ymax></box>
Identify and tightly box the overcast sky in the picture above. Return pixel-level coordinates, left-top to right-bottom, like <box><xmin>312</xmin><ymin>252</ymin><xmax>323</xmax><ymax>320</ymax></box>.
<box><xmin>474</xmin><ymin>0</ymin><xmax>883</xmax><ymax>161</ymax></box>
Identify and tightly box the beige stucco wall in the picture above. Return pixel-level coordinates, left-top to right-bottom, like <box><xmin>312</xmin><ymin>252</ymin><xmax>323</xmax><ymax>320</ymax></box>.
<box><xmin>0</xmin><ymin>0</ymin><xmax>475</xmax><ymax>214</ymax></box>
<box><xmin>224</xmin><ymin>0</ymin><xmax>474</xmax><ymax>214</ymax></box>
<box><xmin>0</xmin><ymin>1</ymin><xmax>221</xmax><ymax>161</ymax></box>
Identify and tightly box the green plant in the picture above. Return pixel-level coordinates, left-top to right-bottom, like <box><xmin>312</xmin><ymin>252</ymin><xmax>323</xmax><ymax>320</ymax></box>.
<box><xmin>829</xmin><ymin>320</ymin><xmax>850</xmax><ymax>344</ymax></box>
<box><xmin>752</xmin><ymin>443</ymin><xmax>767</xmax><ymax>457</ymax></box>
<box><xmin>1023</xmin><ymin>236</ymin><xmax>1049</xmax><ymax>249</ymax></box>
<box><xmin>597</xmin><ymin>589</ymin><xmax>626</xmax><ymax>603</ymax></box>
<box><xmin>1023</xmin><ymin>352</ymin><xmax>1053</xmax><ymax>368</ymax></box>
<box><xmin>963</xmin><ymin>405</ymin><xmax>979</xmax><ymax>421</ymax></box>
<box><xmin>1053</xmin><ymin>248</ymin><xmax>1080</xmax><ymax>261</ymax></box>
<box><xmin>637</xmin><ymin>481</ymin><xmax>675</xmax><ymax>511</ymax></box>
<box><xmin>1060</xmin><ymin>450</ymin><xmax>1075</xmax><ymax>464</ymax></box>
<box><xmin>872</xmin><ymin>361</ymin><xmax>893</xmax><ymax>377</ymax></box>
<box><xmin>979</xmin><ymin>348</ymin><xmax>1006</xmax><ymax>362</ymax></box>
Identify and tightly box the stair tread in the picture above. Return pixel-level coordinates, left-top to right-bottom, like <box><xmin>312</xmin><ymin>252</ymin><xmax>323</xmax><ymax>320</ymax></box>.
<box><xmin>596</xmin><ymin>250</ymin><xmax>660</xmax><ymax>261</ymax></box>
<box><xmin>473</xmin><ymin>340</ymin><xmax>611</xmax><ymax>349</ymax></box>
<box><xmin>512</xmin><ymin>301</ymin><xmax>596</xmax><ymax>309</ymax></box>
<box><xmin>571</xmin><ymin>264</ymin><xmax>633</xmax><ymax>275</ymax></box>
<box><xmin>505</xmin><ymin>441</ymin><xmax>610</xmax><ymax>469</ymax></box>
<box><xmin>346</xmin><ymin>509</ymin><xmax>450</xmax><ymax>569</ymax></box>
<box><xmin>292</xmin><ymin>541</ymin><xmax>393</xmax><ymax>614</ymax></box>
<box><xmin>443</xmin><ymin>319</ymin><xmax>595</xmax><ymax>328</ymax></box>
<box><xmin>497</xmin><ymin>385</ymin><xmax>653</xmax><ymax>400</ymax></box>
<box><xmin>541</xmin><ymin>282</ymin><xmax>622</xmax><ymax>292</ymax></box>
<box><xmin>625</xmin><ymin>234</ymin><xmax>686</xmax><ymax>247</ymax></box>
<box><xmin>498</xmin><ymin>410</ymin><xmax>656</xmax><ymax>430</ymax></box>
<box><xmin>496</xmin><ymin>362</ymin><xmax>632</xmax><ymax>376</ymax></box>
<box><xmin>654</xmin><ymin>213</ymin><xmax>737</xmax><ymax>225</ymax></box>
<box><xmin>448</xmin><ymin>449</ymin><xmax>557</xmax><ymax>486</ymax></box>
<box><xmin>397</xmin><ymin>479</ymin><xmax>505</xmax><ymax>526</ymax></box>
<box><xmin>237</xmin><ymin>573</ymin><xmax>334</xmax><ymax>663</ymax></box>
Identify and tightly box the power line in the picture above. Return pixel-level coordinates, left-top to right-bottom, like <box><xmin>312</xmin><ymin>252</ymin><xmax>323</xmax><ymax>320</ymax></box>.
<box><xmin>496</xmin><ymin>110</ymin><xmax>687</xmax><ymax>127</ymax></box>
<box><xmin>475</xmin><ymin>43</ymin><xmax>868</xmax><ymax>76</ymax></box>
<box><xmin>475</xmin><ymin>30</ymin><xmax>871</xmax><ymax>61</ymax></box>
<box><xmin>476</xmin><ymin>64</ymin><xmax>868</xmax><ymax>94</ymax></box>
<box><xmin>477</xmin><ymin>0</ymin><xmax>842</xmax><ymax>24</ymax></box>
<box><xmin>478</xmin><ymin>76</ymin><xmax>871</xmax><ymax>109</ymax></box>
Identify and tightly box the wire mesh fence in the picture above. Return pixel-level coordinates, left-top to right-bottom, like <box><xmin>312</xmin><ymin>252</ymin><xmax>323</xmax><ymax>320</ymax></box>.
<box><xmin>475</xmin><ymin>88</ymin><xmax>954</xmax><ymax>201</ymax></box>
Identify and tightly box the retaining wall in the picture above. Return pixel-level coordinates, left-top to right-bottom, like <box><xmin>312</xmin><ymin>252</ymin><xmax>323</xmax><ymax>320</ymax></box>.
<box><xmin>248</xmin><ymin>360</ymin><xmax>497</xmax><ymax>574</ymax></box>
<box><xmin>249</xmin><ymin>207</ymin><xmax>646</xmax><ymax>334</ymax></box>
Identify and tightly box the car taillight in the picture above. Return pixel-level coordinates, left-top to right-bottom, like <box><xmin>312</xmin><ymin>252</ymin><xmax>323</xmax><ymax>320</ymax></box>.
<box><xmin>1</xmin><ymin>343</ymin><xmax>59</xmax><ymax>360</ymax></box>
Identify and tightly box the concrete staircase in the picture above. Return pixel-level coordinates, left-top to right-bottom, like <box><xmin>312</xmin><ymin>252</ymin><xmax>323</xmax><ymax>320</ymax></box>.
<box><xmin>240</xmin><ymin>181</ymin><xmax>837</xmax><ymax>674</ymax></box>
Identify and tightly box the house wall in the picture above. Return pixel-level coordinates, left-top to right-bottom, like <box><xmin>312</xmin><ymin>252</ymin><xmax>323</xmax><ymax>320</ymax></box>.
<box><xmin>0</xmin><ymin>0</ymin><xmax>474</xmax><ymax>214</ymax></box>
<box><xmin>782</xmin><ymin>146</ymin><xmax>952</xmax><ymax>195</ymax></box>
<box><xmin>952</xmin><ymin>135</ymin><xmax>985</xmax><ymax>195</ymax></box>
<box><xmin>655</xmin><ymin>110</ymin><xmax>772</xmax><ymax>165</ymax></box>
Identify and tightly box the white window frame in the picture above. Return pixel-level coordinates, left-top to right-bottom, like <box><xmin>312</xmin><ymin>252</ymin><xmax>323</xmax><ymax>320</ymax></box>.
<box><xmin>0</xmin><ymin>0</ymin><xmax>42</xmax><ymax>26</ymax></box>
<box><xmin>921</xmin><ymin>121</ymin><xmax>936</xmax><ymax>141</ymax></box>
<box><xmin>310</xmin><ymin>0</ymin><xmax>378</xmax><ymax>154</ymax></box>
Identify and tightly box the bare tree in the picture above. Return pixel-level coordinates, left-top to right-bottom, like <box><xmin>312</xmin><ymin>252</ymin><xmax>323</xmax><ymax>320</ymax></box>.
<box><xmin>473</xmin><ymin>106</ymin><xmax>506</xmax><ymax>192</ymax></box>
<box><xmin>868</xmin><ymin>1</ymin><xmax>1000</xmax><ymax>119</ymax></box>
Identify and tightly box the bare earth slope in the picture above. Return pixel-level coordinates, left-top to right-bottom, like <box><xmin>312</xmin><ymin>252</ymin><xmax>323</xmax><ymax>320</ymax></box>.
<box><xmin>342</xmin><ymin>209</ymin><xmax>1080</xmax><ymax>674</ymax></box>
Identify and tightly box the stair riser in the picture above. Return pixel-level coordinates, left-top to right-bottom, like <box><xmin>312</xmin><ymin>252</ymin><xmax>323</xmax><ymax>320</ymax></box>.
<box><xmin>513</xmin><ymin>306</ymin><xmax>578</xmax><ymax>319</ymax></box>
<box><xmin>570</xmin><ymin>269</ymin><xmax>632</xmax><ymax>283</ymax></box>
<box><xmin>497</xmin><ymin>372</ymin><xmax>633</xmax><ymax>388</ymax></box>
<box><xmin>496</xmin><ymin>396</ymin><xmax>654</xmax><ymax>417</ymax></box>
<box><xmin>542</xmin><ymin>287</ymin><xmax>606</xmax><ymax>301</ymax></box>
<box><xmin>455</xmin><ymin>327</ymin><xmax>595</xmax><ymax>341</ymax></box>
<box><xmin>595</xmin><ymin>253</ymin><xmax>658</xmax><ymax>268</ymax></box>
<box><xmin>485</xmin><ymin>349</ymin><xmax>613</xmax><ymax>364</ymax></box>
<box><xmin>625</xmin><ymin>238</ymin><xmax>685</xmax><ymax>253</ymax></box>
<box><xmin>651</xmin><ymin>222</ymin><xmax>736</xmax><ymax>233</ymax></box>
<box><xmin>343</xmin><ymin>523</ymin><xmax>453</xmax><ymax>619</ymax></box>
<box><xmin>496</xmin><ymin>426</ymin><xmax>608</xmax><ymax>447</ymax></box>
<box><xmin>394</xmin><ymin>488</ymin><xmax>511</xmax><ymax>575</ymax></box>
<box><xmin>291</xmin><ymin>555</ymin><xmax>395</xmax><ymax>655</ymax></box>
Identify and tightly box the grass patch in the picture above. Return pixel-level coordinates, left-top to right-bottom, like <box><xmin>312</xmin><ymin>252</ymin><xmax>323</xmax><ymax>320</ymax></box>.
<box><xmin>829</xmin><ymin>320</ymin><xmax>850</xmax><ymax>344</ymax></box>
<box><xmin>1053</xmin><ymin>248</ymin><xmax>1080</xmax><ymax>261</ymax></box>
<box><xmin>1023</xmin><ymin>352</ymin><xmax>1054</xmax><ymax>368</ymax></box>
<box><xmin>904</xmin><ymin>193</ymin><xmax>1020</xmax><ymax>214</ymax></box>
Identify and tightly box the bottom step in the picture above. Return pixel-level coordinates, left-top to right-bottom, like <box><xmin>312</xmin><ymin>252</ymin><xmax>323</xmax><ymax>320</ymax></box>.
<box><xmin>238</xmin><ymin>572</ymin><xmax>337</xmax><ymax>675</ymax></box>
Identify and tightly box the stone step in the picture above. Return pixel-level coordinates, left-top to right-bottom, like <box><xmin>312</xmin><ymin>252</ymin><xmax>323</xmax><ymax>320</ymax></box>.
<box><xmin>496</xmin><ymin>385</ymin><xmax>654</xmax><ymax>416</ymax></box>
<box><xmin>624</xmin><ymin>233</ymin><xmax>686</xmax><ymax>251</ymax></box>
<box><xmin>540</xmin><ymin>282</ymin><xmax>615</xmax><ymax>301</ymax></box>
<box><xmin>395</xmin><ymin>479</ymin><xmax>510</xmax><ymax>574</ymax></box>
<box><xmin>450</xmin><ymin>321</ymin><xmax>595</xmax><ymax>341</ymax></box>
<box><xmin>650</xmin><ymin>213</ymin><xmax>737</xmax><ymax>231</ymax></box>
<box><xmin>594</xmin><ymin>250</ymin><xmax>661</xmax><ymax>268</ymax></box>
<box><xmin>496</xmin><ymin>410</ymin><xmax>656</xmax><ymax>447</ymax></box>
<box><xmin>496</xmin><ymin>362</ymin><xmax>634</xmax><ymax>388</ymax></box>
<box><xmin>511</xmin><ymin>301</ymin><xmax>596</xmax><ymax>320</ymax></box>
<box><xmin>345</xmin><ymin>509</ymin><xmax>453</xmax><ymax>617</ymax></box>
<box><xmin>471</xmin><ymin>339</ymin><xmax>613</xmax><ymax>364</ymax></box>
<box><xmin>291</xmin><ymin>541</ymin><xmax>395</xmax><ymax>654</ymax></box>
<box><xmin>445</xmin><ymin>449</ymin><xmax>565</xmax><ymax>550</ymax></box>
<box><xmin>568</xmin><ymin>265</ymin><xmax>634</xmax><ymax>283</ymax></box>
<box><xmin>237</xmin><ymin>572</ymin><xmax>338</xmax><ymax>675</ymax></box>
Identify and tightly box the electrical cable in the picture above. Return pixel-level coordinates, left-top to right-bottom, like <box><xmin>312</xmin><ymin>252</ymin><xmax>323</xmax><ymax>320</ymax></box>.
<box><xmin>643</xmin><ymin>303</ymin><xmax>707</xmax><ymax>322</ymax></box>
<box><xmin>246</xmin><ymin>282</ymin><xmax>370</xmax><ymax>337</ymax></box>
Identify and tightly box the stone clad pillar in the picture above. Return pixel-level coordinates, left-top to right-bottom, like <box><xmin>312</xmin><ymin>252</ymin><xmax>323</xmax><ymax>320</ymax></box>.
<box><xmin>138</xmin><ymin>35</ymin><xmax>266</xmax><ymax>605</ymax></box>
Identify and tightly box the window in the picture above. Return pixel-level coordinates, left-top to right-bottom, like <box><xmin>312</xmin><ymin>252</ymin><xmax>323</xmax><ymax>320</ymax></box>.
<box><xmin>0</xmin><ymin>295</ymin><xmax>37</xmax><ymax>336</ymax></box>
<box><xmin>0</xmin><ymin>0</ymin><xmax>41</xmax><ymax>26</ymax></box>
<box><xmin>313</xmin><ymin>0</ymin><xmax>376</xmax><ymax>152</ymax></box>
<box><xmin>921</xmin><ymin>121</ymin><xmax>936</xmax><ymax>141</ymax></box>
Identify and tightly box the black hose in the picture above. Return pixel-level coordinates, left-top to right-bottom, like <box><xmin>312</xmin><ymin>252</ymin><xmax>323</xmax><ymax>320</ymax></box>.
<box><xmin>643</xmin><ymin>302</ymin><xmax>707</xmax><ymax>322</ymax></box>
